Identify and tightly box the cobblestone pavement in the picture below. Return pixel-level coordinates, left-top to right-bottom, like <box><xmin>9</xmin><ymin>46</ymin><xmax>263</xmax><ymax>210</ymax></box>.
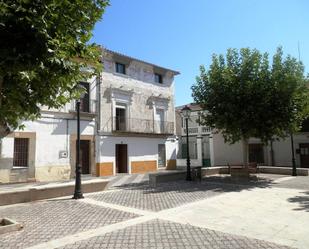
<box><xmin>0</xmin><ymin>199</ymin><xmax>138</xmax><ymax>249</ymax></box>
<box><xmin>88</xmin><ymin>180</ymin><xmax>240</xmax><ymax>211</ymax></box>
<box><xmin>1</xmin><ymin>176</ymin><xmax>306</xmax><ymax>249</ymax></box>
<box><xmin>61</xmin><ymin>219</ymin><xmax>293</xmax><ymax>249</ymax></box>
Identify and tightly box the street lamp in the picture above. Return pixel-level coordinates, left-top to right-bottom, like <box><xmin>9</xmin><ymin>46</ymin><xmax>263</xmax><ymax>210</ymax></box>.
<box><xmin>181</xmin><ymin>105</ymin><xmax>192</xmax><ymax>181</ymax></box>
<box><xmin>73</xmin><ymin>88</ymin><xmax>85</xmax><ymax>199</ymax></box>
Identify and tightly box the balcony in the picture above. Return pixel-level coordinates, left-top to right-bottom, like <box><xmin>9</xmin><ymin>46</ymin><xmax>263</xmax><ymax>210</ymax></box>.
<box><xmin>68</xmin><ymin>99</ymin><xmax>97</xmax><ymax>116</ymax></box>
<box><xmin>183</xmin><ymin>126</ymin><xmax>212</xmax><ymax>135</ymax></box>
<box><xmin>113</xmin><ymin>117</ymin><xmax>174</xmax><ymax>135</ymax></box>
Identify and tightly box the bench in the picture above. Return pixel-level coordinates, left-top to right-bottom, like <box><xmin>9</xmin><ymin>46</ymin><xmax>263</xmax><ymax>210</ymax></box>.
<box><xmin>228</xmin><ymin>162</ymin><xmax>259</xmax><ymax>174</ymax></box>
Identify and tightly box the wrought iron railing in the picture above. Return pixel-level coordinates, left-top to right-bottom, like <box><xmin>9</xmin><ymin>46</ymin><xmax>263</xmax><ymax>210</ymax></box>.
<box><xmin>113</xmin><ymin>117</ymin><xmax>174</xmax><ymax>134</ymax></box>
<box><xmin>69</xmin><ymin>99</ymin><xmax>97</xmax><ymax>114</ymax></box>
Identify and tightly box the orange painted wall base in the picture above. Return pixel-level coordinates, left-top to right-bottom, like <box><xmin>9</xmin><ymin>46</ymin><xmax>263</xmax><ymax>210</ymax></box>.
<box><xmin>131</xmin><ymin>160</ymin><xmax>157</xmax><ymax>174</ymax></box>
<box><xmin>96</xmin><ymin>162</ymin><xmax>113</xmax><ymax>176</ymax></box>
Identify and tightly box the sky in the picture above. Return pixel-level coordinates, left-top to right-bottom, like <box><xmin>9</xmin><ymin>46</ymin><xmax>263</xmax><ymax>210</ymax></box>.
<box><xmin>91</xmin><ymin>0</ymin><xmax>309</xmax><ymax>107</ymax></box>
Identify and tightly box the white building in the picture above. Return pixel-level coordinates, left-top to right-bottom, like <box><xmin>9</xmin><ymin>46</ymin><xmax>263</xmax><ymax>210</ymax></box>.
<box><xmin>176</xmin><ymin>103</ymin><xmax>309</xmax><ymax>168</ymax></box>
<box><xmin>0</xmin><ymin>48</ymin><xmax>179</xmax><ymax>183</ymax></box>
<box><xmin>96</xmin><ymin>48</ymin><xmax>179</xmax><ymax>176</ymax></box>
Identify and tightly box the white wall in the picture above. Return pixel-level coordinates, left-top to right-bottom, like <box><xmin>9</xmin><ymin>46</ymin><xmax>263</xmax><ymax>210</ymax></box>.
<box><xmin>212</xmin><ymin>132</ymin><xmax>243</xmax><ymax>165</ymax></box>
<box><xmin>97</xmin><ymin>135</ymin><xmax>177</xmax><ymax>172</ymax></box>
<box><xmin>1</xmin><ymin>117</ymin><xmax>95</xmax><ymax>168</ymax></box>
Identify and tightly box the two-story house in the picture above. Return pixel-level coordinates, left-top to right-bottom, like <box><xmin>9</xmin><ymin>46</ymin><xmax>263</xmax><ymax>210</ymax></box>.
<box><xmin>0</xmin><ymin>48</ymin><xmax>179</xmax><ymax>183</ymax></box>
<box><xmin>176</xmin><ymin>103</ymin><xmax>309</xmax><ymax>168</ymax></box>
<box><xmin>0</xmin><ymin>74</ymin><xmax>98</xmax><ymax>183</ymax></box>
<box><xmin>95</xmin><ymin>48</ymin><xmax>179</xmax><ymax>176</ymax></box>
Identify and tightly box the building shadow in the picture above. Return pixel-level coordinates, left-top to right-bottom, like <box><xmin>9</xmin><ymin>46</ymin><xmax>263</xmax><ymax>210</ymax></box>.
<box><xmin>287</xmin><ymin>191</ymin><xmax>309</xmax><ymax>212</ymax></box>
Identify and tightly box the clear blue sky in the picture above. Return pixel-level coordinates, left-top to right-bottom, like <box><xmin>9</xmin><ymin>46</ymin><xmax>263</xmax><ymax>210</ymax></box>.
<box><xmin>91</xmin><ymin>0</ymin><xmax>309</xmax><ymax>106</ymax></box>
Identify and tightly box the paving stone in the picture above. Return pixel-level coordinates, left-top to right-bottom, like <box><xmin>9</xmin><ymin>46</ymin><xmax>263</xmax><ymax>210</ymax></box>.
<box><xmin>61</xmin><ymin>219</ymin><xmax>293</xmax><ymax>249</ymax></box>
<box><xmin>0</xmin><ymin>199</ymin><xmax>138</xmax><ymax>249</ymax></box>
<box><xmin>87</xmin><ymin>180</ymin><xmax>239</xmax><ymax>211</ymax></box>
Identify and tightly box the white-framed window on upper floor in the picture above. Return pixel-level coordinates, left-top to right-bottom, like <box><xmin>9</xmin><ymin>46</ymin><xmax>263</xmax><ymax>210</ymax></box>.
<box><xmin>115</xmin><ymin>103</ymin><xmax>127</xmax><ymax>131</ymax></box>
<box><xmin>115</xmin><ymin>62</ymin><xmax>126</xmax><ymax>75</ymax></box>
<box><xmin>155</xmin><ymin>73</ymin><xmax>163</xmax><ymax>84</ymax></box>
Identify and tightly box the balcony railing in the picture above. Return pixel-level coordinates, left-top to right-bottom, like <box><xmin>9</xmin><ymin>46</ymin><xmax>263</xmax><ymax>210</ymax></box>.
<box><xmin>183</xmin><ymin>126</ymin><xmax>212</xmax><ymax>135</ymax></box>
<box><xmin>113</xmin><ymin>117</ymin><xmax>174</xmax><ymax>134</ymax></box>
<box><xmin>68</xmin><ymin>99</ymin><xmax>97</xmax><ymax>114</ymax></box>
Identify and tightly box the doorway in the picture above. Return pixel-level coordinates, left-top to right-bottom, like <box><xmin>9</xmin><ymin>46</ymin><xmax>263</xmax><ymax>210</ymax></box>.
<box><xmin>115</xmin><ymin>144</ymin><xmax>128</xmax><ymax>173</ymax></box>
<box><xmin>76</xmin><ymin>140</ymin><xmax>90</xmax><ymax>174</ymax></box>
<box><xmin>158</xmin><ymin>144</ymin><xmax>166</xmax><ymax>168</ymax></box>
<box><xmin>249</xmin><ymin>143</ymin><xmax>264</xmax><ymax>164</ymax></box>
<box><xmin>300</xmin><ymin>143</ymin><xmax>309</xmax><ymax>168</ymax></box>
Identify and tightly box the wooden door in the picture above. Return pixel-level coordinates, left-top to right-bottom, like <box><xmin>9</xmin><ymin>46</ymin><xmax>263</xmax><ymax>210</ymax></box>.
<box><xmin>116</xmin><ymin>144</ymin><xmax>128</xmax><ymax>173</ymax></box>
<box><xmin>300</xmin><ymin>143</ymin><xmax>309</xmax><ymax>168</ymax></box>
<box><xmin>76</xmin><ymin>140</ymin><xmax>90</xmax><ymax>174</ymax></box>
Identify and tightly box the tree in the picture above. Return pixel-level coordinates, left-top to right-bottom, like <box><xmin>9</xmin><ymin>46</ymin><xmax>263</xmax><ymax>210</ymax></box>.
<box><xmin>192</xmin><ymin>47</ymin><xmax>309</xmax><ymax>165</ymax></box>
<box><xmin>0</xmin><ymin>0</ymin><xmax>109</xmax><ymax>138</ymax></box>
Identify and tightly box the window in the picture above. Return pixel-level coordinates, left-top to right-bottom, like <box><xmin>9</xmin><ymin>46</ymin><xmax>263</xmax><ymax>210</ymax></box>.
<box><xmin>155</xmin><ymin>73</ymin><xmax>163</xmax><ymax>84</ymax></box>
<box><xmin>79</xmin><ymin>82</ymin><xmax>90</xmax><ymax>112</ymax></box>
<box><xmin>115</xmin><ymin>62</ymin><xmax>126</xmax><ymax>74</ymax></box>
<box><xmin>13</xmin><ymin>138</ymin><xmax>29</xmax><ymax>167</ymax></box>
<box><xmin>115</xmin><ymin>103</ymin><xmax>126</xmax><ymax>131</ymax></box>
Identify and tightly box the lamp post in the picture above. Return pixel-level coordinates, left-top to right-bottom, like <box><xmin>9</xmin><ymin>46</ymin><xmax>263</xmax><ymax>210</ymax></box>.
<box><xmin>73</xmin><ymin>92</ymin><xmax>85</xmax><ymax>199</ymax></box>
<box><xmin>290</xmin><ymin>132</ymin><xmax>297</xmax><ymax>176</ymax></box>
<box><xmin>181</xmin><ymin>105</ymin><xmax>192</xmax><ymax>181</ymax></box>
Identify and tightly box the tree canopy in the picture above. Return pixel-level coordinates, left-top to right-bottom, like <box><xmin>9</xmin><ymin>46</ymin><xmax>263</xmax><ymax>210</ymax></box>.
<box><xmin>0</xmin><ymin>0</ymin><xmax>109</xmax><ymax>137</ymax></box>
<box><xmin>192</xmin><ymin>47</ymin><xmax>309</xmax><ymax>162</ymax></box>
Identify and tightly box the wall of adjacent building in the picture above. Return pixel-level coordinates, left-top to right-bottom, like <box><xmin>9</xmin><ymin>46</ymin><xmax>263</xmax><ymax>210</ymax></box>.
<box><xmin>96</xmin><ymin>136</ymin><xmax>177</xmax><ymax>175</ymax></box>
<box><xmin>211</xmin><ymin>132</ymin><xmax>309</xmax><ymax>167</ymax></box>
<box><xmin>0</xmin><ymin>117</ymin><xmax>95</xmax><ymax>183</ymax></box>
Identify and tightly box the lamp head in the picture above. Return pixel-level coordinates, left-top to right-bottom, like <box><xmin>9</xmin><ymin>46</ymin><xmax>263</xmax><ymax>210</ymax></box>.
<box><xmin>181</xmin><ymin>105</ymin><xmax>191</xmax><ymax>119</ymax></box>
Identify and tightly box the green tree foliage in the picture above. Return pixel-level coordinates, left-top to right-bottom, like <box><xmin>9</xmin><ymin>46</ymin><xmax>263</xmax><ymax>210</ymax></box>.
<box><xmin>0</xmin><ymin>0</ymin><xmax>109</xmax><ymax>137</ymax></box>
<box><xmin>192</xmin><ymin>47</ymin><xmax>309</xmax><ymax>163</ymax></box>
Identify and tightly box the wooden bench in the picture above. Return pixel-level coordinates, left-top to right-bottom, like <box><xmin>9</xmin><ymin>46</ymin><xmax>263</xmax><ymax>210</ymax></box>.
<box><xmin>228</xmin><ymin>163</ymin><xmax>259</xmax><ymax>174</ymax></box>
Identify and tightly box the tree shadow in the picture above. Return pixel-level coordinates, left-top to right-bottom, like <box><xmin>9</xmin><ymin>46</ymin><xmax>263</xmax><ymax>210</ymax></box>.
<box><xmin>110</xmin><ymin>174</ymin><xmax>276</xmax><ymax>195</ymax></box>
<box><xmin>287</xmin><ymin>191</ymin><xmax>309</xmax><ymax>212</ymax></box>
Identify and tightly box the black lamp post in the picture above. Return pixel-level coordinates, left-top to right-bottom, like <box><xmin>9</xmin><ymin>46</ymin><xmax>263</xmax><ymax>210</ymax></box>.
<box><xmin>181</xmin><ymin>105</ymin><xmax>192</xmax><ymax>181</ymax></box>
<box><xmin>290</xmin><ymin>132</ymin><xmax>297</xmax><ymax>176</ymax></box>
<box><xmin>73</xmin><ymin>94</ymin><xmax>85</xmax><ymax>199</ymax></box>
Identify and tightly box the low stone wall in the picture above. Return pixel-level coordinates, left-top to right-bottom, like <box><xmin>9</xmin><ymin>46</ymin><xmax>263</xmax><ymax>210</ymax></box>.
<box><xmin>0</xmin><ymin>179</ymin><xmax>109</xmax><ymax>206</ymax></box>
<box><xmin>259</xmin><ymin>166</ymin><xmax>309</xmax><ymax>176</ymax></box>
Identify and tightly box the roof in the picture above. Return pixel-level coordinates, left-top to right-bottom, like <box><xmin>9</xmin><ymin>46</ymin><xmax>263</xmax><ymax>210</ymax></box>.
<box><xmin>101</xmin><ymin>46</ymin><xmax>180</xmax><ymax>76</ymax></box>
<box><xmin>175</xmin><ymin>103</ymin><xmax>204</xmax><ymax>112</ymax></box>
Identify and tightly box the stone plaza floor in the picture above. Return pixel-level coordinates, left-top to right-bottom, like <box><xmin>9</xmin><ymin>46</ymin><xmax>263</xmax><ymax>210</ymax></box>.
<box><xmin>0</xmin><ymin>173</ymin><xmax>308</xmax><ymax>249</ymax></box>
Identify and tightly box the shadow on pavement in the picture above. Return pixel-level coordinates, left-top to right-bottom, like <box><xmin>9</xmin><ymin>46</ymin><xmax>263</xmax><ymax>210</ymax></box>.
<box><xmin>110</xmin><ymin>174</ymin><xmax>276</xmax><ymax>195</ymax></box>
<box><xmin>287</xmin><ymin>191</ymin><xmax>309</xmax><ymax>212</ymax></box>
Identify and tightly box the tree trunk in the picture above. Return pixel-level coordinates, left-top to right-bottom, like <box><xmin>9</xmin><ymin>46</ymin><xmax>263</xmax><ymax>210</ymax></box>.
<box><xmin>242</xmin><ymin>138</ymin><xmax>249</xmax><ymax>166</ymax></box>
<box><xmin>270</xmin><ymin>140</ymin><xmax>275</xmax><ymax>166</ymax></box>
<box><xmin>0</xmin><ymin>124</ymin><xmax>10</xmax><ymax>139</ymax></box>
